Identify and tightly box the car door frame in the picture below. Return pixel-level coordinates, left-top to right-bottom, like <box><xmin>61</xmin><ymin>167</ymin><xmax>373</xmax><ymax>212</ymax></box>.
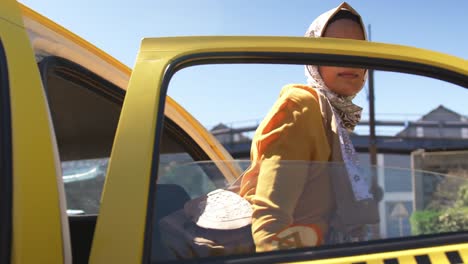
<box><xmin>90</xmin><ymin>36</ymin><xmax>467</xmax><ymax>263</ymax></box>
<box><xmin>0</xmin><ymin>26</ymin><xmax>12</xmax><ymax>264</ymax></box>
<box><xmin>0</xmin><ymin>0</ymin><xmax>71</xmax><ymax>263</ymax></box>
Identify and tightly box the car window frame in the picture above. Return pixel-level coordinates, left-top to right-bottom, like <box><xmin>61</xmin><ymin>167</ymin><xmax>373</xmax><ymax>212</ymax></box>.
<box><xmin>152</xmin><ymin>52</ymin><xmax>468</xmax><ymax>263</ymax></box>
<box><xmin>38</xmin><ymin>56</ymin><xmax>125</xmax><ymax>107</ymax></box>
<box><xmin>89</xmin><ymin>36</ymin><xmax>468</xmax><ymax>264</ymax></box>
<box><xmin>156</xmin><ymin>53</ymin><xmax>468</xmax><ymax>264</ymax></box>
<box><xmin>153</xmin><ymin>46</ymin><xmax>468</xmax><ymax>263</ymax></box>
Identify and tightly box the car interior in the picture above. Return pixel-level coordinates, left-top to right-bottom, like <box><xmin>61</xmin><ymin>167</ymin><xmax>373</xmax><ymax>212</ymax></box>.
<box><xmin>38</xmin><ymin>56</ymin><xmax>213</xmax><ymax>263</ymax></box>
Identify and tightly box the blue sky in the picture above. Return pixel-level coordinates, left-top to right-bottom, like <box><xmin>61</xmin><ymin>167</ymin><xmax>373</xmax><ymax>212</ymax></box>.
<box><xmin>20</xmin><ymin>0</ymin><xmax>468</xmax><ymax>135</ymax></box>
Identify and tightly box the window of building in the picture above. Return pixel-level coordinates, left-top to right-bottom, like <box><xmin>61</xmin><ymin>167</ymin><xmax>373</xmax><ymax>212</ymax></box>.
<box><xmin>462</xmin><ymin>127</ymin><xmax>468</xmax><ymax>139</ymax></box>
<box><xmin>416</xmin><ymin>127</ymin><xmax>424</xmax><ymax>137</ymax></box>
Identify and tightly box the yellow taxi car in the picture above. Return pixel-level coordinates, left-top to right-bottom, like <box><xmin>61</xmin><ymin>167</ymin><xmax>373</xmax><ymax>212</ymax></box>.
<box><xmin>1</xmin><ymin>0</ymin><xmax>467</xmax><ymax>263</ymax></box>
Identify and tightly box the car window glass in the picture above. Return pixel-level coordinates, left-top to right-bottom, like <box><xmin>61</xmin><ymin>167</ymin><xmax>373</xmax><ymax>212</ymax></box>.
<box><xmin>157</xmin><ymin>119</ymin><xmax>225</xmax><ymax>198</ymax></box>
<box><xmin>40</xmin><ymin>58</ymin><xmax>122</xmax><ymax>215</ymax></box>
<box><xmin>151</xmin><ymin>62</ymin><xmax>468</xmax><ymax>262</ymax></box>
<box><xmin>159</xmin><ymin>153</ymin><xmax>217</xmax><ymax>198</ymax></box>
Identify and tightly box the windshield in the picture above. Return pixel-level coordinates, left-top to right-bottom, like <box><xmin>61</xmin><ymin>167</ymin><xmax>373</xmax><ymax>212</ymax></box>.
<box><xmin>151</xmin><ymin>160</ymin><xmax>468</xmax><ymax>261</ymax></box>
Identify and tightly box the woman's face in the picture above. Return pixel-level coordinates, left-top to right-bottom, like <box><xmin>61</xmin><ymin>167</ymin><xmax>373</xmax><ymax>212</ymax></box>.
<box><xmin>319</xmin><ymin>19</ymin><xmax>366</xmax><ymax>96</ymax></box>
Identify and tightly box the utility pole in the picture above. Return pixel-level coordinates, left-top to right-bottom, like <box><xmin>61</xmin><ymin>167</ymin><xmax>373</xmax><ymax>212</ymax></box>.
<box><xmin>368</xmin><ymin>24</ymin><xmax>377</xmax><ymax>166</ymax></box>
<box><xmin>367</xmin><ymin>24</ymin><xmax>380</xmax><ymax>240</ymax></box>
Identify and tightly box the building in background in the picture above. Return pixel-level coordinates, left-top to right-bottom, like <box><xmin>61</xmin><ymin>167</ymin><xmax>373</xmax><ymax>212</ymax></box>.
<box><xmin>397</xmin><ymin>105</ymin><xmax>468</xmax><ymax>139</ymax></box>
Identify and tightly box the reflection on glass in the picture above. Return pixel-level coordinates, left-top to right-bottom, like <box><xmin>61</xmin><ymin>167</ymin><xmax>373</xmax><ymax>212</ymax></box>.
<box><xmin>158</xmin><ymin>154</ymin><xmax>221</xmax><ymax>199</ymax></box>
<box><xmin>151</xmin><ymin>160</ymin><xmax>468</xmax><ymax>261</ymax></box>
<box><xmin>62</xmin><ymin>158</ymin><xmax>109</xmax><ymax>215</ymax></box>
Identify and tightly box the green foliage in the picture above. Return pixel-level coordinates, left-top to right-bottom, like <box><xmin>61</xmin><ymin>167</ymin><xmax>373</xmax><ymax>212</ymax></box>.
<box><xmin>455</xmin><ymin>184</ymin><xmax>468</xmax><ymax>207</ymax></box>
<box><xmin>411</xmin><ymin>183</ymin><xmax>468</xmax><ymax>235</ymax></box>
<box><xmin>426</xmin><ymin>177</ymin><xmax>463</xmax><ymax>210</ymax></box>
<box><xmin>410</xmin><ymin>210</ymin><xmax>440</xmax><ymax>235</ymax></box>
<box><xmin>437</xmin><ymin>207</ymin><xmax>468</xmax><ymax>232</ymax></box>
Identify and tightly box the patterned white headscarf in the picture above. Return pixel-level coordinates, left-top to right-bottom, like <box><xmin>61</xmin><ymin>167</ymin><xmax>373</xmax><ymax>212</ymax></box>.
<box><xmin>304</xmin><ymin>2</ymin><xmax>367</xmax><ymax>132</ymax></box>
<box><xmin>305</xmin><ymin>3</ymin><xmax>374</xmax><ymax>204</ymax></box>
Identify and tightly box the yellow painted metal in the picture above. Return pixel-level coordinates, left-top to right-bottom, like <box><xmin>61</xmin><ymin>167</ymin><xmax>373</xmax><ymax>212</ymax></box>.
<box><xmin>19</xmin><ymin>3</ymin><xmax>130</xmax><ymax>77</ymax></box>
<box><xmin>396</xmin><ymin>255</ymin><xmax>417</xmax><ymax>264</ymax></box>
<box><xmin>290</xmin><ymin>243</ymin><xmax>468</xmax><ymax>263</ymax></box>
<box><xmin>428</xmin><ymin>251</ymin><xmax>451</xmax><ymax>264</ymax></box>
<box><xmin>89</xmin><ymin>56</ymin><xmax>168</xmax><ymax>262</ymax></box>
<box><xmin>461</xmin><ymin>246</ymin><xmax>468</xmax><ymax>263</ymax></box>
<box><xmin>90</xmin><ymin>36</ymin><xmax>467</xmax><ymax>263</ymax></box>
<box><xmin>365</xmin><ymin>259</ymin><xmax>384</xmax><ymax>264</ymax></box>
<box><xmin>139</xmin><ymin>36</ymin><xmax>467</xmax><ymax>76</ymax></box>
<box><xmin>1</xmin><ymin>0</ymin><xmax>66</xmax><ymax>263</ymax></box>
<box><xmin>2</xmin><ymin>1</ymin><xmax>26</xmax><ymax>26</ymax></box>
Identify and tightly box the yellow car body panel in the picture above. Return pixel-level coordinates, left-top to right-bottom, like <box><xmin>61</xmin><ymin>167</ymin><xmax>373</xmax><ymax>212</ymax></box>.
<box><xmin>0</xmin><ymin>0</ymin><xmax>70</xmax><ymax>263</ymax></box>
<box><xmin>90</xmin><ymin>56</ymin><xmax>166</xmax><ymax>263</ymax></box>
<box><xmin>138</xmin><ymin>36</ymin><xmax>467</xmax><ymax>77</ymax></box>
<box><xmin>91</xmin><ymin>36</ymin><xmax>467</xmax><ymax>263</ymax></box>
<box><xmin>296</xmin><ymin>243</ymin><xmax>467</xmax><ymax>264</ymax></box>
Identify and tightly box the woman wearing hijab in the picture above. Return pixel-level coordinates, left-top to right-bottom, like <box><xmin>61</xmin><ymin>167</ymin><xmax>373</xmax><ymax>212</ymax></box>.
<box><xmin>239</xmin><ymin>2</ymin><xmax>378</xmax><ymax>252</ymax></box>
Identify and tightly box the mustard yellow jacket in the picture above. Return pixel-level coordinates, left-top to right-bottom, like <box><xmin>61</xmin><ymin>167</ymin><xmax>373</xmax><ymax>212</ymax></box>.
<box><xmin>240</xmin><ymin>84</ymin><xmax>339</xmax><ymax>252</ymax></box>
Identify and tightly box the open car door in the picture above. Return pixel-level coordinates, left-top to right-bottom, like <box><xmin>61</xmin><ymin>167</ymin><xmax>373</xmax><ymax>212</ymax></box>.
<box><xmin>90</xmin><ymin>36</ymin><xmax>468</xmax><ymax>263</ymax></box>
<box><xmin>0</xmin><ymin>0</ymin><xmax>71</xmax><ymax>263</ymax></box>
